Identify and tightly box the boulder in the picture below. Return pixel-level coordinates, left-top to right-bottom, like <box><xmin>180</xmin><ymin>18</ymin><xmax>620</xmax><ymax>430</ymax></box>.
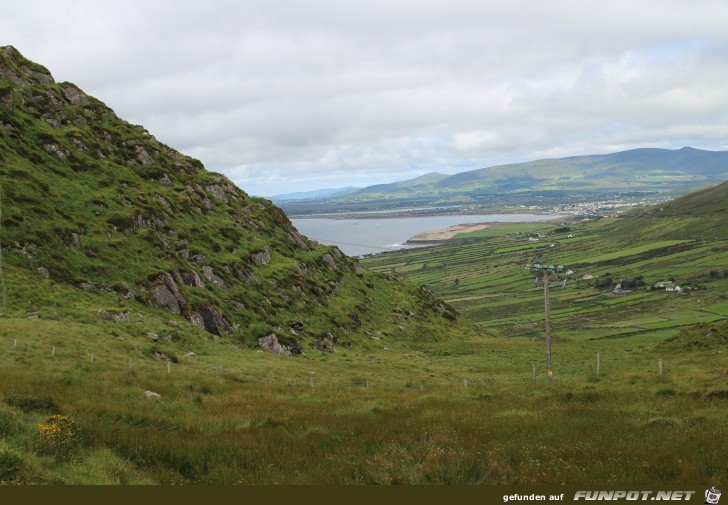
<box><xmin>151</xmin><ymin>349</ymin><xmax>171</xmax><ymax>361</ymax></box>
<box><xmin>143</xmin><ymin>391</ymin><xmax>161</xmax><ymax>399</ymax></box>
<box><xmin>289</xmin><ymin>231</ymin><xmax>309</xmax><ymax>250</ymax></box>
<box><xmin>251</xmin><ymin>246</ymin><xmax>271</xmax><ymax>265</ymax></box>
<box><xmin>152</xmin><ymin>273</ymin><xmax>185</xmax><ymax>315</ymax></box>
<box><xmin>179</xmin><ymin>270</ymin><xmax>206</xmax><ymax>288</ymax></box>
<box><xmin>257</xmin><ymin>333</ymin><xmax>302</xmax><ymax>356</ymax></box>
<box><xmin>188</xmin><ymin>308</ymin><xmax>231</xmax><ymax>336</ymax></box>
<box><xmin>97</xmin><ymin>310</ymin><xmax>132</xmax><ymax>322</ymax></box>
<box><xmin>315</xmin><ymin>331</ymin><xmax>338</xmax><ymax>353</ymax></box>
<box><xmin>322</xmin><ymin>253</ymin><xmax>337</xmax><ymax>271</ymax></box>
<box><xmin>59</xmin><ymin>83</ymin><xmax>89</xmax><ymax>106</ymax></box>
<box><xmin>202</xmin><ymin>266</ymin><xmax>227</xmax><ymax>290</ymax></box>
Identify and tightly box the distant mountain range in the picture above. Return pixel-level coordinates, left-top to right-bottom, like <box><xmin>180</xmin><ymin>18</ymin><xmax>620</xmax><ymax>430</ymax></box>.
<box><xmin>277</xmin><ymin>147</ymin><xmax>728</xmax><ymax>215</ymax></box>
<box><xmin>270</xmin><ymin>186</ymin><xmax>360</xmax><ymax>201</ymax></box>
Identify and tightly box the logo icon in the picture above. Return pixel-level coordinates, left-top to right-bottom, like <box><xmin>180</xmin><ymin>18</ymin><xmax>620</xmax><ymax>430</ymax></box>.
<box><xmin>706</xmin><ymin>487</ymin><xmax>722</xmax><ymax>505</ymax></box>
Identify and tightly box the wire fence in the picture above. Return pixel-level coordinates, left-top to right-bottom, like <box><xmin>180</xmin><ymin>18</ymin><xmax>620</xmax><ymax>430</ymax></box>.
<box><xmin>3</xmin><ymin>337</ymin><xmax>672</xmax><ymax>395</ymax></box>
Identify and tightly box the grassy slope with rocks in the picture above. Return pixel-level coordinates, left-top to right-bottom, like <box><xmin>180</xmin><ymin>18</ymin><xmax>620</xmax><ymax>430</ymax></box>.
<box><xmin>0</xmin><ymin>45</ymin><xmax>461</xmax><ymax>352</ymax></box>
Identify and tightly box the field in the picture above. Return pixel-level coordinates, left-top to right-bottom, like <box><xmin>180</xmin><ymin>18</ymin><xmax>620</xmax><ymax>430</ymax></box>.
<box><xmin>1</xmin><ymin>222</ymin><xmax>727</xmax><ymax>485</ymax></box>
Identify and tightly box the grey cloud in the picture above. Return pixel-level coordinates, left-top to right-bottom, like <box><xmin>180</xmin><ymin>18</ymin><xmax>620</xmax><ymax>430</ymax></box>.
<box><xmin>3</xmin><ymin>0</ymin><xmax>728</xmax><ymax>194</ymax></box>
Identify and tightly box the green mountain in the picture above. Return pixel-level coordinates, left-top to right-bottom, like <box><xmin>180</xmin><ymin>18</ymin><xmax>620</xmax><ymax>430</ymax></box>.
<box><xmin>0</xmin><ymin>45</ymin><xmax>459</xmax><ymax>352</ymax></box>
<box><xmin>279</xmin><ymin>147</ymin><xmax>728</xmax><ymax>216</ymax></box>
<box><xmin>351</xmin><ymin>172</ymin><xmax>449</xmax><ymax>196</ymax></box>
<box><xmin>435</xmin><ymin>147</ymin><xmax>728</xmax><ymax>193</ymax></box>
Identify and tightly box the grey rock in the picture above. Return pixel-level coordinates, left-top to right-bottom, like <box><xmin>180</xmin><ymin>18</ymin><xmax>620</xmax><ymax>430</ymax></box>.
<box><xmin>187</xmin><ymin>312</ymin><xmax>205</xmax><ymax>328</ymax></box>
<box><xmin>60</xmin><ymin>83</ymin><xmax>89</xmax><ymax>106</ymax></box>
<box><xmin>289</xmin><ymin>231</ymin><xmax>309</xmax><ymax>250</ymax></box>
<box><xmin>44</xmin><ymin>143</ymin><xmax>69</xmax><ymax>160</ymax></box>
<box><xmin>315</xmin><ymin>331</ymin><xmax>338</xmax><ymax>353</ymax></box>
<box><xmin>151</xmin><ymin>349</ymin><xmax>170</xmax><ymax>361</ymax></box>
<box><xmin>199</xmin><ymin>308</ymin><xmax>231</xmax><ymax>336</ymax></box>
<box><xmin>97</xmin><ymin>310</ymin><xmax>132</xmax><ymax>321</ymax></box>
<box><xmin>152</xmin><ymin>273</ymin><xmax>185</xmax><ymax>315</ymax></box>
<box><xmin>251</xmin><ymin>246</ymin><xmax>271</xmax><ymax>265</ymax></box>
<box><xmin>202</xmin><ymin>266</ymin><xmax>227</xmax><ymax>290</ymax></box>
<box><xmin>143</xmin><ymin>390</ymin><xmax>161</xmax><ymax>399</ymax></box>
<box><xmin>322</xmin><ymin>253</ymin><xmax>338</xmax><ymax>271</ymax></box>
<box><xmin>205</xmin><ymin>184</ymin><xmax>228</xmax><ymax>203</ymax></box>
<box><xmin>179</xmin><ymin>270</ymin><xmax>206</xmax><ymax>288</ymax></box>
<box><xmin>257</xmin><ymin>334</ymin><xmax>302</xmax><ymax>356</ymax></box>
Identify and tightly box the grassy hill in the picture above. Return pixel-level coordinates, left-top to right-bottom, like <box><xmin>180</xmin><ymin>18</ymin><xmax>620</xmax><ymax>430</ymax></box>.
<box><xmin>361</xmin><ymin>184</ymin><xmax>728</xmax><ymax>484</ymax></box>
<box><xmin>0</xmin><ymin>45</ymin><xmax>460</xmax><ymax>350</ymax></box>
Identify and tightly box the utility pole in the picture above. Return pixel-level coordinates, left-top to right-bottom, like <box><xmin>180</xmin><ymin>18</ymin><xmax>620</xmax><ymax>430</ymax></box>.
<box><xmin>526</xmin><ymin>262</ymin><xmax>565</xmax><ymax>383</ymax></box>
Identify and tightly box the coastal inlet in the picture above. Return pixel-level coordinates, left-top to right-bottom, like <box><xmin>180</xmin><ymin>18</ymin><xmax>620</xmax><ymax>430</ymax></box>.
<box><xmin>291</xmin><ymin>214</ymin><xmax>559</xmax><ymax>256</ymax></box>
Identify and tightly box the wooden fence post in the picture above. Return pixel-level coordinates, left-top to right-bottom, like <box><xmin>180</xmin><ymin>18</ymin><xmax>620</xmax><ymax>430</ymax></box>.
<box><xmin>532</xmin><ymin>363</ymin><xmax>536</xmax><ymax>385</ymax></box>
<box><xmin>51</xmin><ymin>346</ymin><xmax>55</xmax><ymax>357</ymax></box>
<box><xmin>129</xmin><ymin>358</ymin><xmax>133</xmax><ymax>371</ymax></box>
<box><xmin>91</xmin><ymin>352</ymin><xmax>95</xmax><ymax>364</ymax></box>
<box><xmin>596</xmin><ymin>352</ymin><xmax>600</xmax><ymax>377</ymax></box>
<box><xmin>658</xmin><ymin>358</ymin><xmax>663</xmax><ymax>376</ymax></box>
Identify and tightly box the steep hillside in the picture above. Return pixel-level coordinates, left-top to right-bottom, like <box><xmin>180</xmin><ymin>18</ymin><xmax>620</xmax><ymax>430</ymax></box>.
<box><xmin>597</xmin><ymin>179</ymin><xmax>728</xmax><ymax>241</ymax></box>
<box><xmin>0</xmin><ymin>46</ymin><xmax>460</xmax><ymax>353</ymax></box>
<box><xmin>639</xmin><ymin>179</ymin><xmax>728</xmax><ymax>217</ymax></box>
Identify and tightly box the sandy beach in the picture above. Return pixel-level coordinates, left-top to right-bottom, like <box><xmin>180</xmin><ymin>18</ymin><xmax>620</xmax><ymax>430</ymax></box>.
<box><xmin>407</xmin><ymin>222</ymin><xmax>494</xmax><ymax>242</ymax></box>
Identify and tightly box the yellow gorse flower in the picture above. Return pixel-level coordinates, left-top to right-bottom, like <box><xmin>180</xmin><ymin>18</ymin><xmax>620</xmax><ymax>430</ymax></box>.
<box><xmin>34</xmin><ymin>415</ymin><xmax>79</xmax><ymax>453</ymax></box>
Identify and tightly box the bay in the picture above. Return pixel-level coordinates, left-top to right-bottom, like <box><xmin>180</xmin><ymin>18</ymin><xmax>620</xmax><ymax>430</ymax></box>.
<box><xmin>291</xmin><ymin>214</ymin><xmax>559</xmax><ymax>257</ymax></box>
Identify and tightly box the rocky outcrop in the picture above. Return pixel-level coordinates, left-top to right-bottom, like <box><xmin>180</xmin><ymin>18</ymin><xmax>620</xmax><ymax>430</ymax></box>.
<box><xmin>315</xmin><ymin>331</ymin><xmax>337</xmax><ymax>353</ymax></box>
<box><xmin>202</xmin><ymin>266</ymin><xmax>227</xmax><ymax>290</ymax></box>
<box><xmin>251</xmin><ymin>246</ymin><xmax>271</xmax><ymax>265</ymax></box>
<box><xmin>179</xmin><ymin>270</ymin><xmax>205</xmax><ymax>288</ymax></box>
<box><xmin>97</xmin><ymin>310</ymin><xmax>132</xmax><ymax>322</ymax></box>
<box><xmin>289</xmin><ymin>231</ymin><xmax>309</xmax><ymax>250</ymax></box>
<box><xmin>59</xmin><ymin>83</ymin><xmax>89</xmax><ymax>106</ymax></box>
<box><xmin>0</xmin><ymin>46</ymin><xmax>55</xmax><ymax>86</ymax></box>
<box><xmin>152</xmin><ymin>273</ymin><xmax>186</xmax><ymax>315</ymax></box>
<box><xmin>187</xmin><ymin>307</ymin><xmax>231</xmax><ymax>336</ymax></box>
<box><xmin>322</xmin><ymin>253</ymin><xmax>338</xmax><ymax>271</ymax></box>
<box><xmin>257</xmin><ymin>333</ymin><xmax>302</xmax><ymax>356</ymax></box>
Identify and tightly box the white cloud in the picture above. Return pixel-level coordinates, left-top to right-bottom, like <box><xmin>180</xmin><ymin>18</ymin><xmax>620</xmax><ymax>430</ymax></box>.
<box><xmin>3</xmin><ymin>0</ymin><xmax>728</xmax><ymax>194</ymax></box>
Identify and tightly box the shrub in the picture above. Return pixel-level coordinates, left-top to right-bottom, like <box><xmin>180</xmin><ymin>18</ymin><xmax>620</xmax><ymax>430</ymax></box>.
<box><xmin>3</xmin><ymin>395</ymin><xmax>59</xmax><ymax>414</ymax></box>
<box><xmin>33</xmin><ymin>415</ymin><xmax>81</xmax><ymax>460</ymax></box>
<box><xmin>0</xmin><ymin>405</ymin><xmax>24</xmax><ymax>437</ymax></box>
<box><xmin>0</xmin><ymin>452</ymin><xmax>23</xmax><ymax>482</ymax></box>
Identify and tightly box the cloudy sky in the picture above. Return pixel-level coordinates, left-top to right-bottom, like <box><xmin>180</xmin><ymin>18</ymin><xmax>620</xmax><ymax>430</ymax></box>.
<box><xmin>4</xmin><ymin>0</ymin><xmax>728</xmax><ymax>196</ymax></box>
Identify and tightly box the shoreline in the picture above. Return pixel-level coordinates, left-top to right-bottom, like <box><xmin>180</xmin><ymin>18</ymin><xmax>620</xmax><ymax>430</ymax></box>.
<box><xmin>406</xmin><ymin>222</ymin><xmax>497</xmax><ymax>242</ymax></box>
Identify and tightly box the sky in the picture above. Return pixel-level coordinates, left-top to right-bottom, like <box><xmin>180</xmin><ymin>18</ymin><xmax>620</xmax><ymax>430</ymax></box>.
<box><xmin>4</xmin><ymin>0</ymin><xmax>728</xmax><ymax>196</ymax></box>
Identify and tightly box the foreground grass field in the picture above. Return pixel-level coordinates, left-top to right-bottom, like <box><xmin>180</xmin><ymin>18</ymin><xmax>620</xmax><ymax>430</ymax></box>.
<box><xmin>1</xmin><ymin>272</ymin><xmax>726</xmax><ymax>484</ymax></box>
